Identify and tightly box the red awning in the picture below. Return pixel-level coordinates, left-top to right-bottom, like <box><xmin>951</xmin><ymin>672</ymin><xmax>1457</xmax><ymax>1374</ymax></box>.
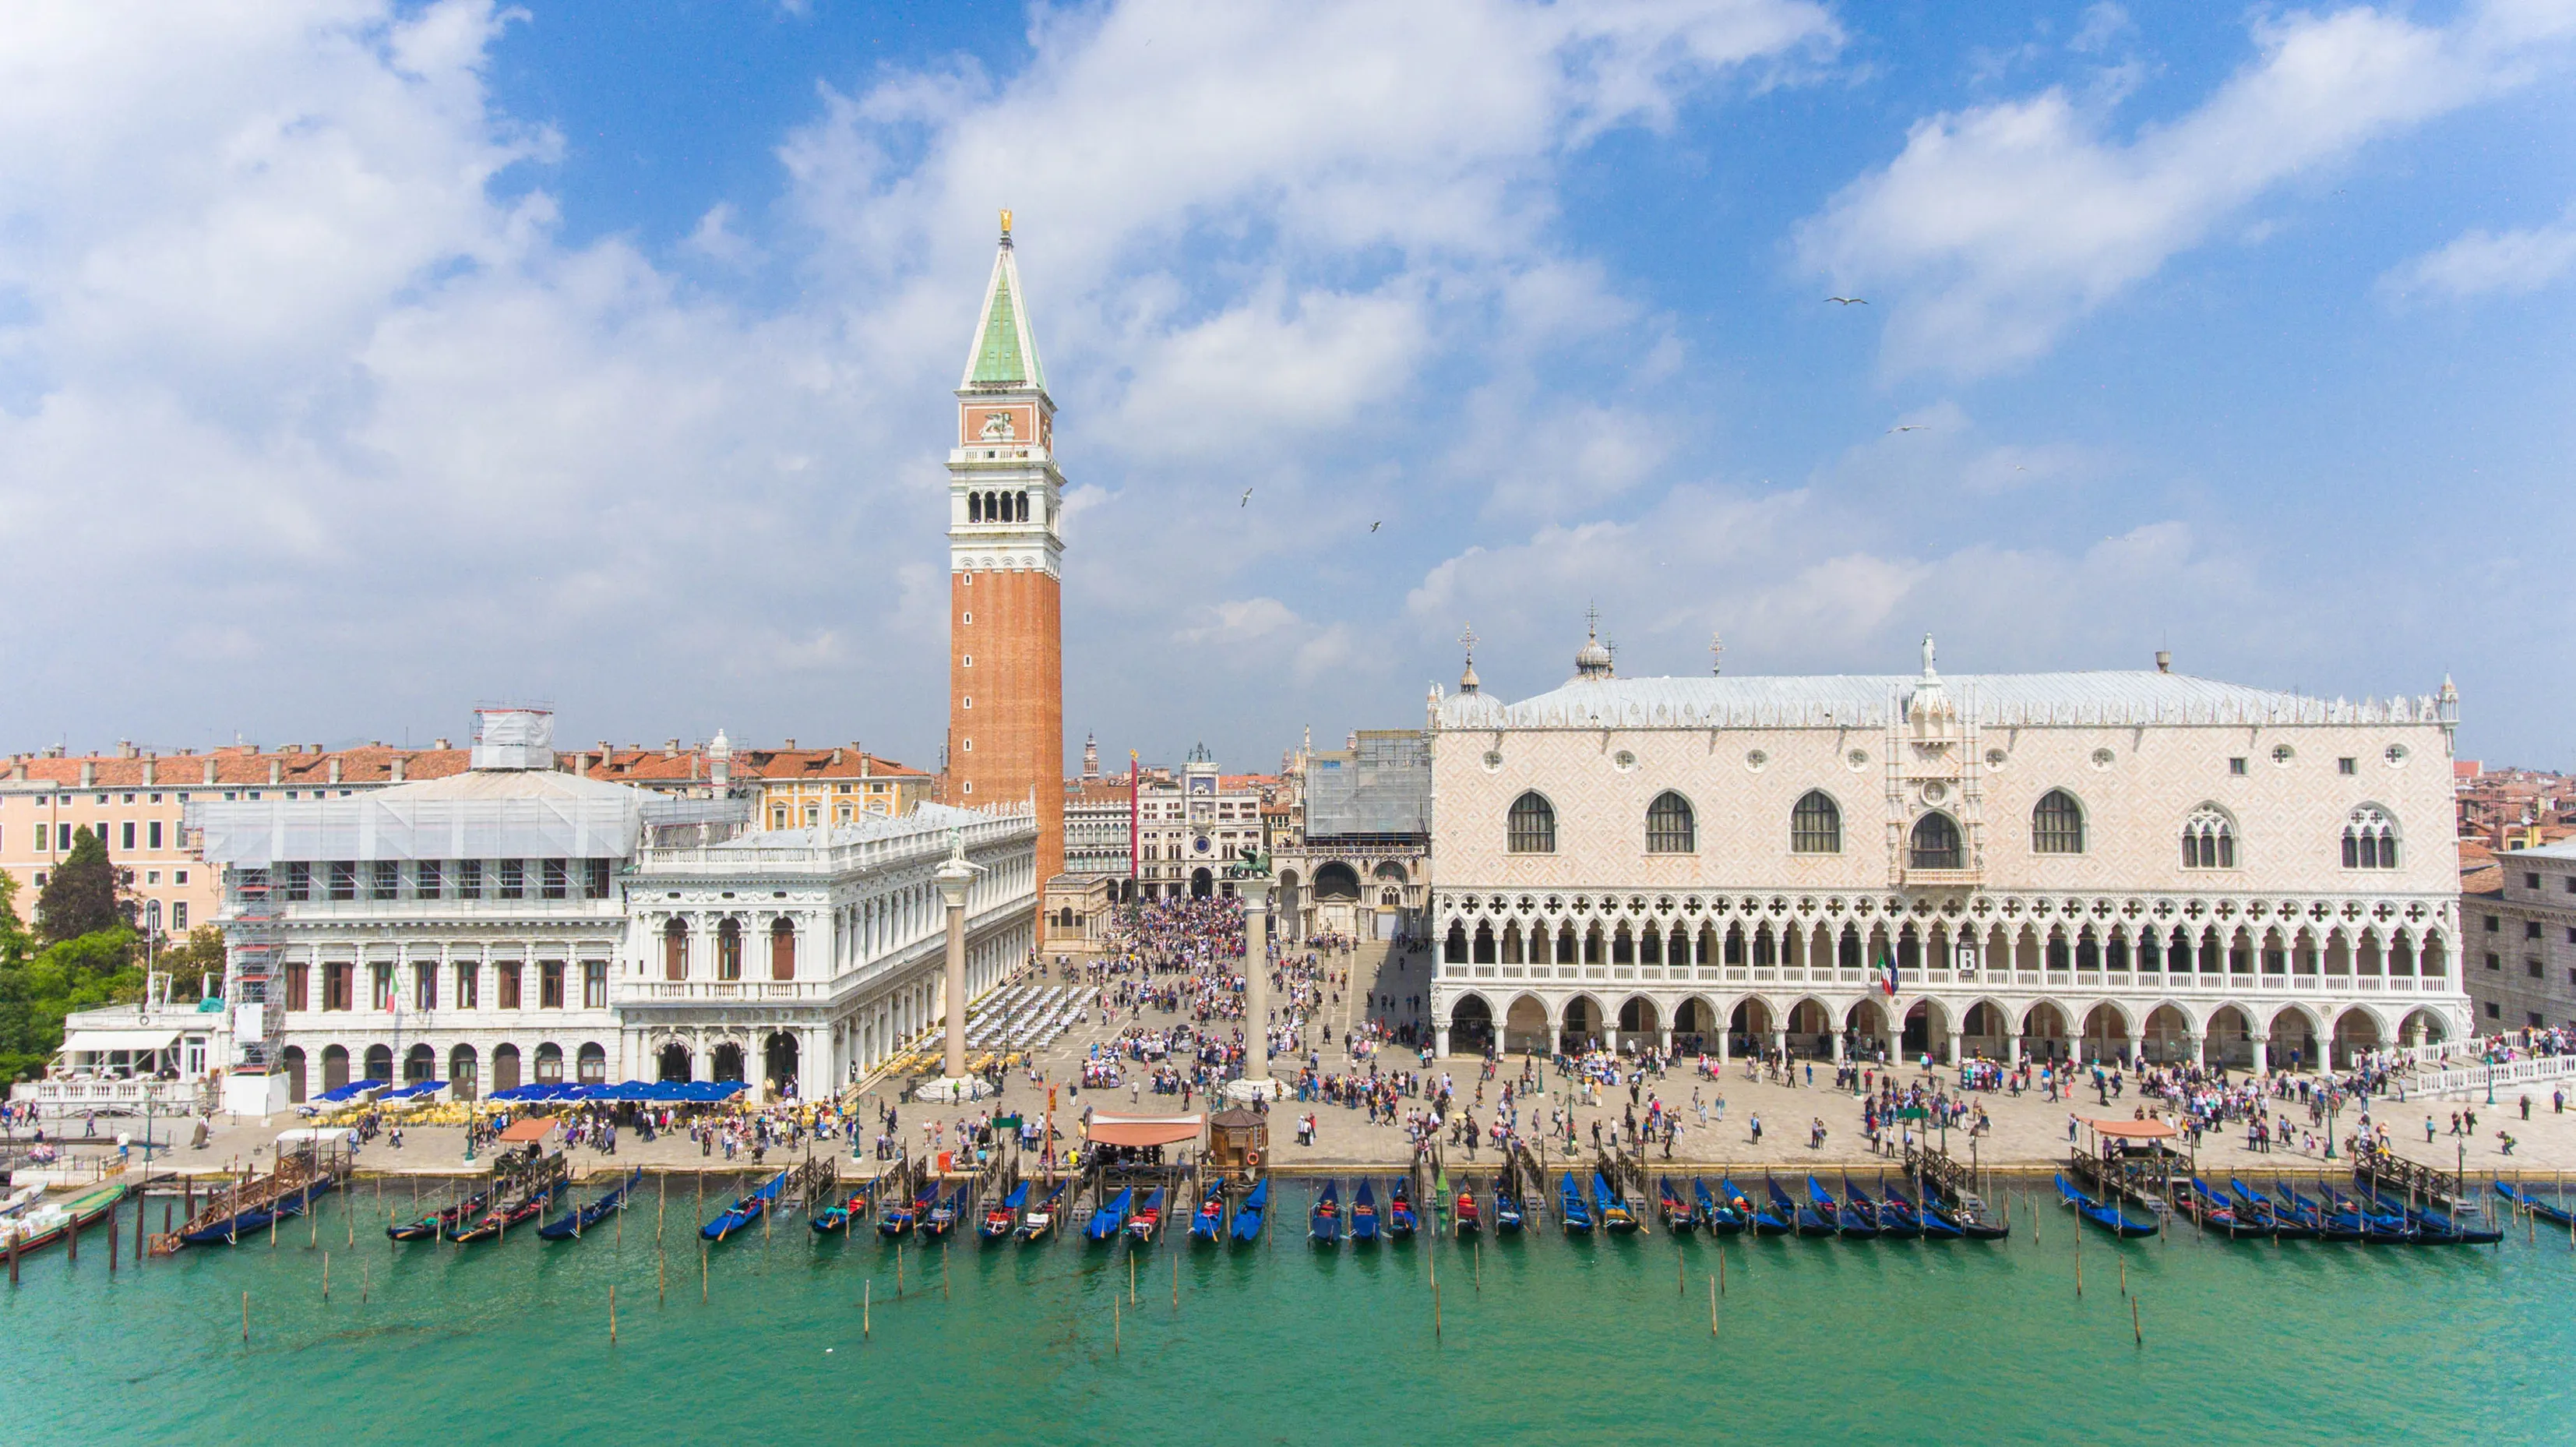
<box><xmin>1085</xmin><ymin>1113</ymin><xmax>1206</xmax><ymax>1148</ymax></box>
<box><xmin>497</xmin><ymin>1117</ymin><xmax>557</xmax><ymax>1142</ymax></box>
<box><xmin>2084</xmin><ymin>1117</ymin><xmax>2180</xmax><ymax>1140</ymax></box>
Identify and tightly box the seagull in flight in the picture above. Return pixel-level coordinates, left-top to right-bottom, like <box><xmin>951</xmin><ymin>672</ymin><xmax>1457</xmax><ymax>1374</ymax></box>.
<box><xmin>1887</xmin><ymin>424</ymin><xmax>1928</xmax><ymax>433</ymax></box>
<box><xmin>1240</xmin><ymin>487</ymin><xmax>1253</xmax><ymax>507</ymax></box>
<box><xmin>1827</xmin><ymin>296</ymin><xmax>1869</xmax><ymax>305</ymax></box>
<box><xmin>1370</xmin><ymin>521</ymin><xmax>1382</xmax><ymax>532</ymax></box>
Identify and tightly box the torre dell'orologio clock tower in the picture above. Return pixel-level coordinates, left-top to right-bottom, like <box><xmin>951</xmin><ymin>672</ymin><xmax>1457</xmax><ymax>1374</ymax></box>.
<box><xmin>944</xmin><ymin>210</ymin><xmax>1065</xmax><ymax>885</ymax></box>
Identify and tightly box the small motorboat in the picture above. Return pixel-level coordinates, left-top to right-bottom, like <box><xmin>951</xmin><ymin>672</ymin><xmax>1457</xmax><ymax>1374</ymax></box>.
<box><xmin>1229</xmin><ymin>1179</ymin><xmax>1269</xmax><ymax>1244</ymax></box>
<box><xmin>1351</xmin><ymin>1181</ymin><xmax>1380</xmax><ymax>1243</ymax></box>
<box><xmin>1188</xmin><ymin>1181</ymin><xmax>1226</xmax><ymax>1242</ymax></box>
<box><xmin>982</xmin><ymin>1181</ymin><xmax>1031</xmax><ymax>1241</ymax></box>
<box><xmin>0</xmin><ymin>1183</ymin><xmax>126</xmax><ymax>1255</ymax></box>
<box><xmin>538</xmin><ymin>1169</ymin><xmax>642</xmax><ymax>1241</ymax></box>
<box><xmin>1309</xmin><ymin>1181</ymin><xmax>1340</xmax><ymax>1243</ymax></box>
<box><xmin>698</xmin><ymin>1171</ymin><xmax>786</xmax><ymax>1244</ymax></box>
<box><xmin>1087</xmin><ymin>1186</ymin><xmax>1133</xmax><ymax>1243</ymax></box>
<box><xmin>1387</xmin><ymin>1180</ymin><xmax>1418</xmax><ymax>1240</ymax></box>
<box><xmin>1128</xmin><ymin>1186</ymin><xmax>1167</xmax><ymax>1243</ymax></box>
<box><xmin>2056</xmin><ymin>1173</ymin><xmax>2158</xmax><ymax>1239</ymax></box>
<box><xmin>1558</xmin><ymin>1173</ymin><xmax>1593</xmax><ymax>1233</ymax></box>
<box><xmin>1018</xmin><ymin>1183</ymin><xmax>1068</xmax><ymax>1243</ymax></box>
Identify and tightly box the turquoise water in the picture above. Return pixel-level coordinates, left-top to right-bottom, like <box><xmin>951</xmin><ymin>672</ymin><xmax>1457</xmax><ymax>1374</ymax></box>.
<box><xmin>6</xmin><ymin>1180</ymin><xmax>2571</xmax><ymax>1443</ymax></box>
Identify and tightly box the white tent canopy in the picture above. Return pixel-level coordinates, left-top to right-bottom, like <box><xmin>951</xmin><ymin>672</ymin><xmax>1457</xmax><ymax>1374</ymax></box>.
<box><xmin>62</xmin><ymin>1029</ymin><xmax>181</xmax><ymax>1053</ymax></box>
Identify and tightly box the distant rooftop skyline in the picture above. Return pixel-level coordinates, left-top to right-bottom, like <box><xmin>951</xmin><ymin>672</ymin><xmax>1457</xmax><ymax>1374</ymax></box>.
<box><xmin>4</xmin><ymin>0</ymin><xmax>2570</xmax><ymax>772</ymax></box>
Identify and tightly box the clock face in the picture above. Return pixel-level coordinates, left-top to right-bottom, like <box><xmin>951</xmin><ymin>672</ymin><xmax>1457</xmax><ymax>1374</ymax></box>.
<box><xmin>1193</xmin><ymin>836</ymin><xmax>1212</xmax><ymax>855</ymax></box>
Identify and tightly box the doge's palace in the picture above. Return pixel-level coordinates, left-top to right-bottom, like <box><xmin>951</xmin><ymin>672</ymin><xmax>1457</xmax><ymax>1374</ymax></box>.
<box><xmin>1427</xmin><ymin>627</ymin><xmax>2469</xmax><ymax>1073</ymax></box>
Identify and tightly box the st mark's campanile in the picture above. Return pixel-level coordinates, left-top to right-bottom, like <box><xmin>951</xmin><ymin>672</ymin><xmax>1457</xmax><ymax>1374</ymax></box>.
<box><xmin>944</xmin><ymin>211</ymin><xmax>1065</xmax><ymax>885</ymax></box>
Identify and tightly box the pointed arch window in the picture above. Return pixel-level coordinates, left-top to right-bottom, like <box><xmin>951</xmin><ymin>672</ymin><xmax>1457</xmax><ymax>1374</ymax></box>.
<box><xmin>1506</xmin><ymin>792</ymin><xmax>1556</xmax><ymax>854</ymax></box>
<box><xmin>1908</xmin><ymin>812</ymin><xmax>1963</xmax><ymax>870</ymax></box>
<box><xmin>2031</xmin><ymin>789</ymin><xmax>2085</xmax><ymax>854</ymax></box>
<box><xmin>1645</xmin><ymin>791</ymin><xmax>1696</xmax><ymax>853</ymax></box>
<box><xmin>1791</xmin><ymin>791</ymin><xmax>1841</xmax><ymax>854</ymax></box>
<box><xmin>2342</xmin><ymin>806</ymin><xmax>2399</xmax><ymax>869</ymax></box>
<box><xmin>2182</xmin><ymin>806</ymin><xmax>2236</xmax><ymax>869</ymax></box>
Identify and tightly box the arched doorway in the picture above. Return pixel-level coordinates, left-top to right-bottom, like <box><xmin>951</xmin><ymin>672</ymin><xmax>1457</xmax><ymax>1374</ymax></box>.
<box><xmin>1901</xmin><ymin>999</ymin><xmax>1947</xmax><ymax>1061</ymax></box>
<box><xmin>1616</xmin><ymin>997</ymin><xmax>1661</xmax><ymax>1051</ymax></box>
<box><xmin>2080</xmin><ymin>1004</ymin><xmax>2130</xmax><ymax>1065</ymax></box>
<box><xmin>2142</xmin><ymin>1004</ymin><xmax>2192</xmax><ymax>1064</ymax></box>
<box><xmin>1673</xmin><ymin>998</ymin><xmax>1717</xmax><ymax>1052</ymax></box>
<box><xmin>363</xmin><ymin>1043</ymin><xmax>393</xmax><ymax>1083</ymax></box>
<box><xmin>1847</xmin><ymin>998</ymin><xmax>1892</xmax><ymax>1061</ymax></box>
<box><xmin>281</xmin><ymin>1046</ymin><xmax>308</xmax><ymax>1104</ymax></box>
<box><xmin>404</xmin><ymin>1043</ymin><xmax>435</xmax><ymax>1084</ymax></box>
<box><xmin>1961</xmin><ymin>1001</ymin><xmax>2008</xmax><ymax>1059</ymax></box>
<box><xmin>2332</xmin><ymin>1008</ymin><xmax>2381</xmax><ymax>1069</ymax></box>
<box><xmin>1788</xmin><ymin>999</ymin><xmax>1832</xmax><ymax>1055</ymax></box>
<box><xmin>577</xmin><ymin>1042</ymin><xmax>608</xmax><ymax>1084</ymax></box>
<box><xmin>1449</xmin><ymin>996</ymin><xmax>1494</xmax><ymax>1055</ymax></box>
<box><xmin>2269</xmin><ymin>1006</ymin><xmax>2319</xmax><ymax>1074</ymax></box>
<box><xmin>319</xmin><ymin>1043</ymin><xmax>349</xmax><ymax>1093</ymax></box>
<box><xmin>712</xmin><ymin>1042</ymin><xmax>746</xmax><ymax>1083</ymax></box>
<box><xmin>492</xmin><ymin>1043</ymin><xmax>522</xmax><ymax>1092</ymax></box>
<box><xmin>1731</xmin><ymin>998</ymin><xmax>1775</xmax><ymax>1054</ymax></box>
<box><xmin>2201</xmin><ymin>1004</ymin><xmax>2252</xmax><ymax>1068</ymax></box>
<box><xmin>449</xmin><ymin>1044</ymin><xmax>478</xmax><ymax>1099</ymax></box>
<box><xmin>1560</xmin><ymin>996</ymin><xmax>1604</xmax><ymax>1053</ymax></box>
<box><xmin>1313</xmin><ymin>863</ymin><xmax>1360</xmax><ymax>901</ymax></box>
<box><xmin>1189</xmin><ymin>868</ymin><xmax>1213</xmax><ymax>899</ymax></box>
<box><xmin>765</xmin><ymin>1032</ymin><xmax>800</xmax><ymax>1095</ymax></box>
<box><xmin>1503</xmin><ymin>995</ymin><xmax>1549</xmax><ymax>1053</ymax></box>
<box><xmin>657</xmin><ymin>1042</ymin><xmax>692</xmax><ymax>1082</ymax></box>
<box><xmin>2022</xmin><ymin>1003</ymin><xmax>2069</xmax><ymax>1062</ymax></box>
<box><xmin>2398</xmin><ymin>1007</ymin><xmax>2449</xmax><ymax>1049</ymax></box>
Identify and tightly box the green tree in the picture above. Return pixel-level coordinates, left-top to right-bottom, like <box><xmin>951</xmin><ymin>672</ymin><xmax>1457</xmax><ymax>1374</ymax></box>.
<box><xmin>35</xmin><ymin>826</ymin><xmax>126</xmax><ymax>943</ymax></box>
<box><xmin>156</xmin><ymin>925</ymin><xmax>227</xmax><ymax>1000</ymax></box>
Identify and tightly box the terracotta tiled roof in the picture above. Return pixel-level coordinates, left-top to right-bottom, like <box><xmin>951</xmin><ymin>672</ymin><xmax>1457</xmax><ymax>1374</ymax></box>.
<box><xmin>576</xmin><ymin>745</ymin><xmax>929</xmax><ymax>785</ymax></box>
<box><xmin>5</xmin><ymin>745</ymin><xmax>470</xmax><ymax>789</ymax></box>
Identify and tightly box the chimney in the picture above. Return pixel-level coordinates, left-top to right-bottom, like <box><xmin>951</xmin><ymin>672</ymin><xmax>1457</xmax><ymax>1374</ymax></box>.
<box><xmin>783</xmin><ymin>738</ymin><xmax>796</xmax><ymax>750</ymax></box>
<box><xmin>79</xmin><ymin>760</ymin><xmax>96</xmax><ymax>786</ymax></box>
<box><xmin>202</xmin><ymin>758</ymin><xmax>218</xmax><ymax>785</ymax></box>
<box><xmin>141</xmin><ymin>758</ymin><xmax>156</xmax><ymax>787</ymax></box>
<box><xmin>306</xmin><ymin>743</ymin><xmax>321</xmax><ymax>755</ymax></box>
<box><xmin>9</xmin><ymin>761</ymin><xmax>25</xmax><ymax>782</ymax></box>
<box><xmin>390</xmin><ymin>756</ymin><xmax>407</xmax><ymax>782</ymax></box>
<box><xmin>2154</xmin><ymin>650</ymin><xmax>2171</xmax><ymax>673</ymax></box>
<box><xmin>433</xmin><ymin>737</ymin><xmax>451</xmax><ymax>751</ymax></box>
<box><xmin>117</xmin><ymin>739</ymin><xmax>136</xmax><ymax>759</ymax></box>
<box><xmin>268</xmin><ymin>759</ymin><xmax>283</xmax><ymax>785</ymax></box>
<box><xmin>327</xmin><ymin>757</ymin><xmax>343</xmax><ymax>785</ymax></box>
<box><xmin>664</xmin><ymin>739</ymin><xmax>680</xmax><ymax>757</ymax></box>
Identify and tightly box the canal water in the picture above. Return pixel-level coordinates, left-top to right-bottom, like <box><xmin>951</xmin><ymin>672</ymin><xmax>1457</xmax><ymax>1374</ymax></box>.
<box><xmin>6</xmin><ymin>1178</ymin><xmax>2570</xmax><ymax>1442</ymax></box>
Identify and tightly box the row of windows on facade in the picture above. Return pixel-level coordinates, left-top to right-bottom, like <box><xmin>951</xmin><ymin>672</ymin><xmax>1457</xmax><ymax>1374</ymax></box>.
<box><xmin>661</xmin><ymin>916</ymin><xmax>797</xmax><ymax>980</ymax></box>
<box><xmin>1502</xmin><ymin>791</ymin><xmax>2403</xmax><ymax>870</ymax></box>
<box><xmin>2484</xmin><ymin>916</ymin><xmax>2576</xmax><ymax>942</ymax></box>
<box><xmin>284</xmin><ymin>958</ymin><xmax>610</xmax><ymax>1012</ymax></box>
<box><xmin>283</xmin><ymin>1040</ymin><xmax>609</xmax><ymax>1093</ymax></box>
<box><xmin>9</xmin><ymin>820</ymin><xmax>177</xmax><ymax>852</ymax></box>
<box><xmin>964</xmin><ymin>489</ymin><xmax>1033</xmax><ymax>523</ymax></box>
<box><xmin>2483</xmin><ymin>954</ymin><xmax>2576</xmax><ymax>985</ymax></box>
<box><xmin>1443</xmin><ymin>916</ymin><xmax>2449</xmax><ymax>975</ymax></box>
<box><xmin>268</xmin><ymin>858</ymin><xmax>614</xmax><ymax>902</ymax></box>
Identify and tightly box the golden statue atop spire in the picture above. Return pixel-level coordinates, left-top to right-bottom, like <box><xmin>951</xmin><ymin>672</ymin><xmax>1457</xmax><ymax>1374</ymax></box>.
<box><xmin>999</xmin><ymin>208</ymin><xmax>1013</xmax><ymax>236</ymax></box>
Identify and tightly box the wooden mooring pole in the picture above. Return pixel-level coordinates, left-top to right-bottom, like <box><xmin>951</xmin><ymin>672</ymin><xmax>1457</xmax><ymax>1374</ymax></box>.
<box><xmin>1709</xmin><ymin>1273</ymin><xmax>1718</xmax><ymax>1336</ymax></box>
<box><xmin>241</xmin><ymin>1290</ymin><xmax>249</xmax><ymax>1343</ymax></box>
<box><xmin>2131</xmin><ymin>1296</ymin><xmax>2143</xmax><ymax>1346</ymax></box>
<box><xmin>608</xmin><ymin>1284</ymin><xmax>617</xmax><ymax>1345</ymax></box>
<box><xmin>322</xmin><ymin>1251</ymin><xmax>330</xmax><ymax>1301</ymax></box>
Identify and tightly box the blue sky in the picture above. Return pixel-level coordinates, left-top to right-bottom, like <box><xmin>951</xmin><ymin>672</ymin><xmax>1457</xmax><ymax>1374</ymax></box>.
<box><xmin>4</xmin><ymin>0</ymin><xmax>2572</xmax><ymax>773</ymax></box>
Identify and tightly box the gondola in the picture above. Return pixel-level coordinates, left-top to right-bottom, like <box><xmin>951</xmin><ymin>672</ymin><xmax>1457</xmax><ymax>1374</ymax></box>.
<box><xmin>1919</xmin><ymin>1178</ymin><xmax>2010</xmax><ymax>1241</ymax></box>
<box><xmin>1229</xmin><ymin>1179</ymin><xmax>1269</xmax><ymax>1244</ymax></box>
<box><xmin>1351</xmin><ymin>1181</ymin><xmax>1380</xmax><ymax>1242</ymax></box>
<box><xmin>390</xmin><ymin>1187</ymin><xmax>490</xmax><ymax>1242</ymax></box>
<box><xmin>1454</xmin><ymin>1186</ymin><xmax>1482</xmax><ymax>1237</ymax></box>
<box><xmin>983</xmin><ymin>1181</ymin><xmax>1031</xmax><ymax>1241</ymax></box>
<box><xmin>454</xmin><ymin>1177</ymin><xmax>568</xmax><ymax>1244</ymax></box>
<box><xmin>1595</xmin><ymin>1173</ymin><xmax>1638</xmax><ymax>1234</ymax></box>
<box><xmin>2056</xmin><ymin>1173</ymin><xmax>2158</xmax><ymax>1238</ymax></box>
<box><xmin>1087</xmin><ymin>1186</ymin><xmax>1134</xmax><ymax>1242</ymax></box>
<box><xmin>1189</xmin><ymin>1181</ymin><xmax>1226</xmax><ymax>1242</ymax></box>
<box><xmin>1850</xmin><ymin>1173</ymin><xmax>1916</xmax><ymax>1241</ymax></box>
<box><xmin>696</xmin><ymin>1170</ymin><xmax>785</xmax><ymax>1244</ymax></box>
<box><xmin>1492</xmin><ymin>1188</ymin><xmax>1524</xmax><ymax>1233</ymax></box>
<box><xmin>2278</xmin><ymin>1182</ymin><xmax>2360</xmax><ymax>1242</ymax></box>
<box><xmin>2497</xmin><ymin>1180</ymin><xmax>2576</xmax><ymax>1228</ymax></box>
<box><xmin>2228</xmin><ymin>1179</ymin><xmax>2315</xmax><ymax>1240</ymax></box>
<box><xmin>1816</xmin><ymin>1174</ymin><xmax>1876</xmax><ymax>1240</ymax></box>
<box><xmin>879</xmin><ymin>1179</ymin><xmax>938</xmax><ymax>1237</ymax></box>
<box><xmin>811</xmin><ymin>1184</ymin><xmax>874</xmax><ymax>1234</ymax></box>
<box><xmin>1129</xmin><ymin>1186</ymin><xmax>1167</xmax><ymax>1243</ymax></box>
<box><xmin>2321</xmin><ymin>1184</ymin><xmax>2412</xmax><ymax>1244</ymax></box>
<box><xmin>1309</xmin><ymin>1181</ymin><xmax>1340</xmax><ymax>1243</ymax></box>
<box><xmin>2363</xmin><ymin>1185</ymin><xmax>2503</xmax><ymax>1245</ymax></box>
<box><xmin>1771</xmin><ymin>1175</ymin><xmax>1833</xmax><ymax>1237</ymax></box>
<box><xmin>920</xmin><ymin>1184</ymin><xmax>969</xmax><ymax>1240</ymax></box>
<box><xmin>538</xmin><ymin>1168</ymin><xmax>642</xmax><ymax>1241</ymax></box>
<box><xmin>1558</xmin><ymin>1173</ymin><xmax>1593</xmax><ymax>1233</ymax></box>
<box><xmin>1018</xmin><ymin>1182</ymin><xmax>1068</xmax><ymax>1243</ymax></box>
<box><xmin>1387</xmin><ymin>1180</ymin><xmax>1418</xmax><ymax>1240</ymax></box>
<box><xmin>1728</xmin><ymin>1177</ymin><xmax>1791</xmax><ymax>1237</ymax></box>
<box><xmin>1691</xmin><ymin>1177</ymin><xmax>1746</xmax><ymax>1237</ymax></box>
<box><xmin>1881</xmin><ymin>1181</ymin><xmax>1955</xmax><ymax>1241</ymax></box>
<box><xmin>184</xmin><ymin>1175</ymin><xmax>330</xmax><ymax>1245</ymax></box>
<box><xmin>2174</xmin><ymin>1177</ymin><xmax>2265</xmax><ymax>1239</ymax></box>
<box><xmin>1658</xmin><ymin>1177</ymin><xmax>1696</xmax><ymax>1234</ymax></box>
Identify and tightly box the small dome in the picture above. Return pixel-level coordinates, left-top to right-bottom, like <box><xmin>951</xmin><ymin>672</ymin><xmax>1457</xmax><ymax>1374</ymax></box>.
<box><xmin>1573</xmin><ymin>625</ymin><xmax>1613</xmax><ymax>679</ymax></box>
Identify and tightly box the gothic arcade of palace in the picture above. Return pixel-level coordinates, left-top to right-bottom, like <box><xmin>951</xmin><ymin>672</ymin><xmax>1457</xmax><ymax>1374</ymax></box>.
<box><xmin>1426</xmin><ymin>632</ymin><xmax>2470</xmax><ymax>1071</ymax></box>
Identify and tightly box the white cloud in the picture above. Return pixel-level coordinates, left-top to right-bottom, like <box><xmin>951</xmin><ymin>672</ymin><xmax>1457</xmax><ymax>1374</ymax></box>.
<box><xmin>1799</xmin><ymin>1</ymin><xmax>2576</xmax><ymax>376</ymax></box>
<box><xmin>2380</xmin><ymin>200</ymin><xmax>2576</xmax><ymax>302</ymax></box>
<box><xmin>1177</xmin><ymin>598</ymin><xmax>1301</xmax><ymax>646</ymax></box>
